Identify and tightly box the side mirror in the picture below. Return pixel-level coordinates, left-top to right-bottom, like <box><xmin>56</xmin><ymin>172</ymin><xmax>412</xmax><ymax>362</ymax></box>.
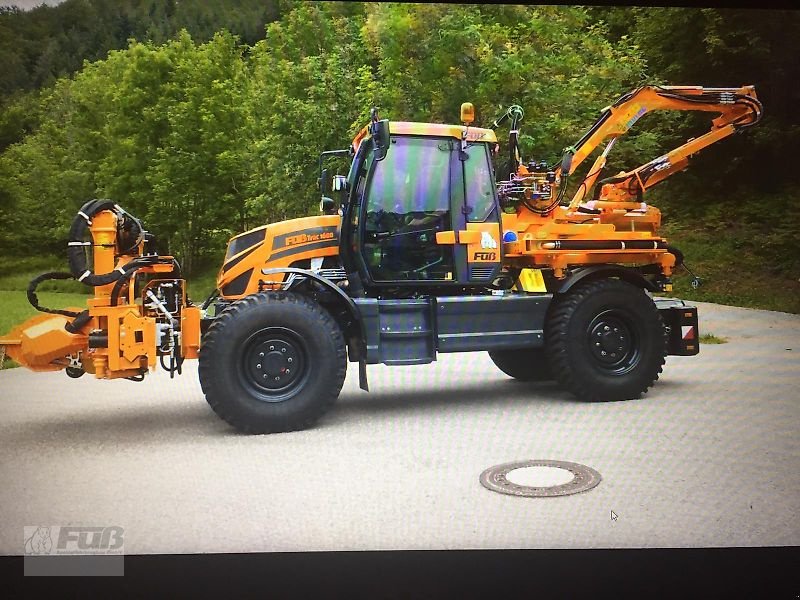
<box><xmin>371</xmin><ymin>119</ymin><xmax>391</xmax><ymax>161</ymax></box>
<box><xmin>320</xmin><ymin>196</ymin><xmax>336</xmax><ymax>215</ymax></box>
<box><xmin>319</xmin><ymin>168</ymin><xmax>330</xmax><ymax>193</ymax></box>
<box><xmin>332</xmin><ymin>175</ymin><xmax>348</xmax><ymax>192</ymax></box>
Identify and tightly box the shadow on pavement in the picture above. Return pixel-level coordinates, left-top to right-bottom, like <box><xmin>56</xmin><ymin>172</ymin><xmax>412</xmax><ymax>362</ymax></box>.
<box><xmin>0</xmin><ymin>401</ymin><xmax>229</xmax><ymax>447</ymax></box>
<box><xmin>0</xmin><ymin>375</ymin><xmax>671</xmax><ymax>444</ymax></box>
<box><xmin>336</xmin><ymin>379</ymin><xmax>572</xmax><ymax>415</ymax></box>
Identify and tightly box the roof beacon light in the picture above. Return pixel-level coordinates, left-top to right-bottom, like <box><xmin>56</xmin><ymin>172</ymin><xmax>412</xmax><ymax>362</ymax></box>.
<box><xmin>461</xmin><ymin>102</ymin><xmax>475</xmax><ymax>126</ymax></box>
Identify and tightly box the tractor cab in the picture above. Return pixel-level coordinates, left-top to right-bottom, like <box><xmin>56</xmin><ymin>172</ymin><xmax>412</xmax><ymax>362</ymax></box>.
<box><xmin>336</xmin><ymin>115</ymin><xmax>504</xmax><ymax>291</ymax></box>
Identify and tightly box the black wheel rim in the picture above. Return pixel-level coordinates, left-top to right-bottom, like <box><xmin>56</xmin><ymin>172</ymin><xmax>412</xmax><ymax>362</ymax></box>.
<box><xmin>586</xmin><ymin>309</ymin><xmax>641</xmax><ymax>375</ymax></box>
<box><xmin>239</xmin><ymin>327</ymin><xmax>309</xmax><ymax>403</ymax></box>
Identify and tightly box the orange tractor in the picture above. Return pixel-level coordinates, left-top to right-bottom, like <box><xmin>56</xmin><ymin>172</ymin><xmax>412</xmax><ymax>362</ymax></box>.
<box><xmin>1</xmin><ymin>85</ymin><xmax>762</xmax><ymax>433</ymax></box>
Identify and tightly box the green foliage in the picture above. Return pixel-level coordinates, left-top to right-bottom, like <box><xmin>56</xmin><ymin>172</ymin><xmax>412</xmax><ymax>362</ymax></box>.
<box><xmin>1</xmin><ymin>2</ymin><xmax>647</xmax><ymax>275</ymax></box>
<box><xmin>593</xmin><ymin>7</ymin><xmax>800</xmax><ymax>193</ymax></box>
<box><xmin>0</xmin><ymin>31</ymin><xmax>252</xmax><ymax>274</ymax></box>
<box><xmin>0</xmin><ymin>3</ymin><xmax>796</xmax><ymax>311</ymax></box>
<box><xmin>362</xmin><ymin>4</ymin><xmax>647</xmax><ymax>163</ymax></box>
<box><xmin>660</xmin><ymin>221</ymin><xmax>800</xmax><ymax>314</ymax></box>
<box><xmin>0</xmin><ymin>0</ymin><xmax>283</xmax><ymax>99</ymax></box>
<box><xmin>243</xmin><ymin>3</ymin><xmax>369</xmax><ymax>222</ymax></box>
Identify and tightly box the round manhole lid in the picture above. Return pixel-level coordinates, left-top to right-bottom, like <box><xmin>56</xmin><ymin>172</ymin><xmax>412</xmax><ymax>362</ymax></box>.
<box><xmin>479</xmin><ymin>460</ymin><xmax>602</xmax><ymax>498</ymax></box>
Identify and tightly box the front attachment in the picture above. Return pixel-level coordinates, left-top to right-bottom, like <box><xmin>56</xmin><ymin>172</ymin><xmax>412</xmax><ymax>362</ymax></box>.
<box><xmin>1</xmin><ymin>201</ymin><xmax>201</xmax><ymax>380</ymax></box>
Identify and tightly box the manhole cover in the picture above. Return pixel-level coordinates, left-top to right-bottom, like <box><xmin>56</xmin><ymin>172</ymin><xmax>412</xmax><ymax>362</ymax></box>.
<box><xmin>479</xmin><ymin>460</ymin><xmax>602</xmax><ymax>498</ymax></box>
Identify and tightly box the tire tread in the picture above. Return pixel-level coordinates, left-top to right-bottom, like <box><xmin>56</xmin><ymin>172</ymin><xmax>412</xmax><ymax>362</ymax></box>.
<box><xmin>545</xmin><ymin>279</ymin><xmax>667</xmax><ymax>402</ymax></box>
<box><xmin>198</xmin><ymin>292</ymin><xmax>347</xmax><ymax>434</ymax></box>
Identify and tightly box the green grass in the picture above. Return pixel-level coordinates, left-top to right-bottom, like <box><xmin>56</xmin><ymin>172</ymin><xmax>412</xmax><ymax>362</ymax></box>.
<box><xmin>0</xmin><ymin>255</ymin><xmax>92</xmax><ymax>294</ymax></box>
<box><xmin>699</xmin><ymin>333</ymin><xmax>728</xmax><ymax>344</ymax></box>
<box><xmin>0</xmin><ymin>290</ymin><xmax>91</xmax><ymax>336</ymax></box>
<box><xmin>187</xmin><ymin>266</ymin><xmax>220</xmax><ymax>304</ymax></box>
<box><xmin>658</xmin><ymin>223</ymin><xmax>800</xmax><ymax>314</ymax></box>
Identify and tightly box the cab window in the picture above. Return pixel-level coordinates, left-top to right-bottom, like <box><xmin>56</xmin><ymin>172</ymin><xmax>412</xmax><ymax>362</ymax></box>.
<box><xmin>463</xmin><ymin>143</ymin><xmax>497</xmax><ymax>222</ymax></box>
<box><xmin>362</xmin><ymin>136</ymin><xmax>455</xmax><ymax>281</ymax></box>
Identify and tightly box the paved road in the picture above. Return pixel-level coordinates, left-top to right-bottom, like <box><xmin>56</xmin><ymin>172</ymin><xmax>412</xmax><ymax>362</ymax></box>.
<box><xmin>1</xmin><ymin>301</ymin><xmax>798</xmax><ymax>554</ymax></box>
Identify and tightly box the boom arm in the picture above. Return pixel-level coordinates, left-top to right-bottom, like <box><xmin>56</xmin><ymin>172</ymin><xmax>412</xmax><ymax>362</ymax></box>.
<box><xmin>558</xmin><ymin>85</ymin><xmax>763</xmax><ymax>207</ymax></box>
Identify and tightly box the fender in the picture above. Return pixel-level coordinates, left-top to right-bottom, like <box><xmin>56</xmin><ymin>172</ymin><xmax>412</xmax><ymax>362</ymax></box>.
<box><xmin>555</xmin><ymin>265</ymin><xmax>659</xmax><ymax>294</ymax></box>
<box><xmin>261</xmin><ymin>267</ymin><xmax>361</xmax><ymax>326</ymax></box>
<box><xmin>261</xmin><ymin>266</ymin><xmax>369</xmax><ymax>392</ymax></box>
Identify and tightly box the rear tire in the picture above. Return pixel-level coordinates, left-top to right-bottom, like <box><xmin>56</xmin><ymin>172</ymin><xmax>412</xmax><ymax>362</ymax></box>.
<box><xmin>545</xmin><ymin>278</ymin><xmax>666</xmax><ymax>402</ymax></box>
<box><xmin>488</xmin><ymin>348</ymin><xmax>553</xmax><ymax>381</ymax></box>
<box><xmin>198</xmin><ymin>291</ymin><xmax>347</xmax><ymax>434</ymax></box>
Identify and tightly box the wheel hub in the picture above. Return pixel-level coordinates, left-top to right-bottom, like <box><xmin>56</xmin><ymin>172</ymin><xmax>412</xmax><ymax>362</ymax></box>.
<box><xmin>243</xmin><ymin>332</ymin><xmax>305</xmax><ymax>398</ymax></box>
<box><xmin>587</xmin><ymin>312</ymin><xmax>638</xmax><ymax>372</ymax></box>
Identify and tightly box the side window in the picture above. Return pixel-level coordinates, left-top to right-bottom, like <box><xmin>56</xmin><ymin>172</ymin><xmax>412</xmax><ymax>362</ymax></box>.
<box><xmin>463</xmin><ymin>144</ymin><xmax>496</xmax><ymax>222</ymax></box>
<box><xmin>362</xmin><ymin>137</ymin><xmax>455</xmax><ymax>281</ymax></box>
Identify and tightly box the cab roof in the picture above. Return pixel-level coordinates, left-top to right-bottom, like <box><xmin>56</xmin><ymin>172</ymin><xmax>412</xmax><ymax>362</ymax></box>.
<box><xmin>351</xmin><ymin>121</ymin><xmax>497</xmax><ymax>153</ymax></box>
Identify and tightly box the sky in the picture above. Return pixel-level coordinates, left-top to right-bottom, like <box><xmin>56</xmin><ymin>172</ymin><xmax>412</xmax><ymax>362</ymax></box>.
<box><xmin>0</xmin><ymin>0</ymin><xmax>65</xmax><ymax>9</ymax></box>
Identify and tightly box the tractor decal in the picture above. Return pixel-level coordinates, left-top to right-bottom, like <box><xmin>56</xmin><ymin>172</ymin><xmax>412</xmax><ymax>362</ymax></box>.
<box><xmin>270</xmin><ymin>226</ymin><xmax>339</xmax><ymax>260</ymax></box>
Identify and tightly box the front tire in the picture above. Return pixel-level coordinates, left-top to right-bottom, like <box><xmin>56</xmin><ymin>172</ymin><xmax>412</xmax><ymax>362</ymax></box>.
<box><xmin>545</xmin><ymin>278</ymin><xmax>666</xmax><ymax>402</ymax></box>
<box><xmin>198</xmin><ymin>291</ymin><xmax>347</xmax><ymax>434</ymax></box>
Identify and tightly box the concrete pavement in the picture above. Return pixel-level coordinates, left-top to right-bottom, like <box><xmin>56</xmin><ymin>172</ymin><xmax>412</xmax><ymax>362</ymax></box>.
<box><xmin>0</xmin><ymin>301</ymin><xmax>798</xmax><ymax>553</ymax></box>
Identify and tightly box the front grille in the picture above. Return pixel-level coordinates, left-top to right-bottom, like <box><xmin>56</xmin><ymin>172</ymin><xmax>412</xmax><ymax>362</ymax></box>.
<box><xmin>221</xmin><ymin>267</ymin><xmax>253</xmax><ymax>297</ymax></box>
<box><xmin>316</xmin><ymin>267</ymin><xmax>347</xmax><ymax>282</ymax></box>
<box><xmin>470</xmin><ymin>266</ymin><xmax>495</xmax><ymax>280</ymax></box>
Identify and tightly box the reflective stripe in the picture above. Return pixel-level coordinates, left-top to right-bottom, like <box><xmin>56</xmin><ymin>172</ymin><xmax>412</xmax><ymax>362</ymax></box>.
<box><xmin>78</xmin><ymin>270</ymin><xmax>91</xmax><ymax>282</ymax></box>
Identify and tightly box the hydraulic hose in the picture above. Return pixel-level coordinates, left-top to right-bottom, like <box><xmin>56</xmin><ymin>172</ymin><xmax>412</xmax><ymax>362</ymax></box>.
<box><xmin>67</xmin><ymin>199</ymin><xmax>145</xmax><ymax>288</ymax></box>
<box><xmin>109</xmin><ymin>257</ymin><xmax>181</xmax><ymax>306</ymax></box>
<box><xmin>26</xmin><ymin>272</ymin><xmax>83</xmax><ymax>318</ymax></box>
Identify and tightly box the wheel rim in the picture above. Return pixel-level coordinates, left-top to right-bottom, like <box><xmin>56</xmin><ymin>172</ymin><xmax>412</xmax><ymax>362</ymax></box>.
<box><xmin>586</xmin><ymin>309</ymin><xmax>641</xmax><ymax>375</ymax></box>
<box><xmin>239</xmin><ymin>327</ymin><xmax>309</xmax><ymax>402</ymax></box>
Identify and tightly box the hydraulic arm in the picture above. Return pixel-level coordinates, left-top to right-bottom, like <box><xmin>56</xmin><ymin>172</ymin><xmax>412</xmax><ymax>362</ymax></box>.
<box><xmin>495</xmin><ymin>85</ymin><xmax>762</xmax><ymax>280</ymax></box>
<box><xmin>562</xmin><ymin>85</ymin><xmax>763</xmax><ymax>206</ymax></box>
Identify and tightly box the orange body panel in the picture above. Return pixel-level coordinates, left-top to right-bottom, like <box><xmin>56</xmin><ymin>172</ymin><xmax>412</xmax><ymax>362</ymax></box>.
<box><xmin>217</xmin><ymin>215</ymin><xmax>342</xmax><ymax>299</ymax></box>
<box><xmin>181</xmin><ymin>306</ymin><xmax>201</xmax><ymax>360</ymax></box>
<box><xmin>0</xmin><ymin>312</ymin><xmax>87</xmax><ymax>372</ymax></box>
<box><xmin>465</xmin><ymin>222</ymin><xmax>501</xmax><ymax>264</ymax></box>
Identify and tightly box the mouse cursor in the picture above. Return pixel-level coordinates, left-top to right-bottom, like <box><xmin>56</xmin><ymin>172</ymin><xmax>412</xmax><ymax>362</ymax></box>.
<box><xmin>611</xmin><ymin>510</ymin><xmax>618</xmax><ymax>522</ymax></box>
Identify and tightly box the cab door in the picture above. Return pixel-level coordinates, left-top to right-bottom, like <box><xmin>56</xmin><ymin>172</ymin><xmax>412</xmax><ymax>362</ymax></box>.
<box><xmin>359</xmin><ymin>136</ymin><xmax>458</xmax><ymax>284</ymax></box>
<box><xmin>457</xmin><ymin>142</ymin><xmax>503</xmax><ymax>284</ymax></box>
